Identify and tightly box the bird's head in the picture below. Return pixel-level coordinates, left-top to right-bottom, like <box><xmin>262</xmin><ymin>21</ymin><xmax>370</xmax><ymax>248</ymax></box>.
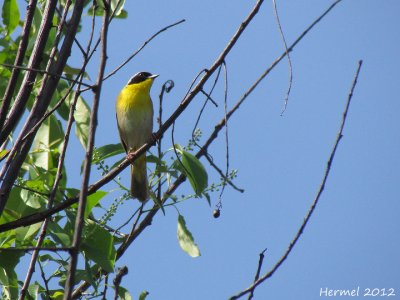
<box><xmin>127</xmin><ymin>72</ymin><xmax>159</xmax><ymax>85</ymax></box>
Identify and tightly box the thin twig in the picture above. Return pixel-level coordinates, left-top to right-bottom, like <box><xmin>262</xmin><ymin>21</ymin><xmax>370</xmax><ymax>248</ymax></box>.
<box><xmin>21</xmin><ymin>75</ymin><xmax>81</xmax><ymax>143</ymax></box>
<box><xmin>115</xmin><ymin>205</ymin><xmax>142</xmax><ymax>233</ymax></box>
<box><xmin>104</xmin><ymin>19</ymin><xmax>185</xmax><ymax>82</ymax></box>
<box><xmin>199</xmin><ymin>90</ymin><xmax>219</xmax><ymax>107</ymax></box>
<box><xmin>55</xmin><ymin>6</ymin><xmax>86</xmax><ymax>57</ymax></box>
<box><xmin>0</xmin><ymin>63</ymin><xmax>92</xmax><ymax>88</ymax></box>
<box><xmin>203</xmin><ymin>154</ymin><xmax>244</xmax><ymax>193</ymax></box>
<box><xmin>229</xmin><ymin>60</ymin><xmax>363</xmax><ymax>299</ymax></box>
<box><xmin>157</xmin><ymin>80</ymin><xmax>174</xmax><ymax>200</ymax></box>
<box><xmin>38</xmin><ymin>259</ymin><xmax>51</xmax><ymax>299</ymax></box>
<box><xmin>102</xmin><ymin>274</ymin><xmax>109</xmax><ymax>300</ymax></box>
<box><xmin>13</xmin><ymin>183</ymin><xmax>50</xmax><ymax>197</ymax></box>
<box><xmin>113</xmin><ymin>266</ymin><xmax>128</xmax><ymax>300</ymax></box>
<box><xmin>193</xmin><ymin>66</ymin><xmax>223</xmax><ymax>139</ymax></box>
<box><xmin>218</xmin><ymin>61</ymin><xmax>230</xmax><ymax>204</ymax></box>
<box><xmin>126</xmin><ymin>204</ymin><xmax>144</xmax><ymax>240</ymax></box>
<box><xmin>217</xmin><ymin>0</ymin><xmax>344</xmax><ymax>128</ymax></box>
<box><xmin>80</xmin><ymin>19</ymin><xmax>185</xmax><ymax>93</ymax></box>
<box><xmin>271</xmin><ymin>0</ymin><xmax>293</xmax><ymax>115</ymax></box>
<box><xmin>0</xmin><ymin>247</ymin><xmax>72</xmax><ymax>252</ymax></box>
<box><xmin>248</xmin><ymin>248</ymin><xmax>267</xmax><ymax>300</ymax></box>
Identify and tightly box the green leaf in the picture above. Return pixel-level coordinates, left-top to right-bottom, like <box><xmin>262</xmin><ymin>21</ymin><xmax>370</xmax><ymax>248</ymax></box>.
<box><xmin>180</xmin><ymin>149</ymin><xmax>208</xmax><ymax>195</ymax></box>
<box><xmin>70</xmin><ymin>190</ymin><xmax>107</xmax><ymax>219</ymax></box>
<box><xmin>64</xmin><ymin>188</ymin><xmax>79</xmax><ymax>198</ymax></box>
<box><xmin>87</xmin><ymin>0</ymin><xmax>127</xmax><ymax>18</ymax></box>
<box><xmin>0</xmin><ymin>149</ymin><xmax>9</xmax><ymax>162</ymax></box>
<box><xmin>0</xmin><ymin>231</ymin><xmax>15</xmax><ymax>248</ymax></box>
<box><xmin>85</xmin><ymin>190</ymin><xmax>107</xmax><ymax>219</ymax></box>
<box><xmin>53</xmin><ymin>80</ymin><xmax>70</xmax><ymax>120</ymax></box>
<box><xmin>31</xmin><ymin>114</ymin><xmax>64</xmax><ymax>171</ymax></box>
<box><xmin>0</xmin><ymin>266</ymin><xmax>18</xmax><ymax>300</ymax></box>
<box><xmin>111</xmin><ymin>0</ymin><xmax>126</xmax><ymax>16</ymax></box>
<box><xmin>114</xmin><ymin>9</ymin><xmax>128</xmax><ymax>19</ymax></box>
<box><xmin>15</xmin><ymin>222</ymin><xmax>42</xmax><ymax>245</ymax></box>
<box><xmin>20</xmin><ymin>183</ymin><xmax>45</xmax><ymax>209</ymax></box>
<box><xmin>58</xmin><ymin>267</ymin><xmax>94</xmax><ymax>288</ymax></box>
<box><xmin>115</xmin><ymin>286</ymin><xmax>133</xmax><ymax>300</ymax></box>
<box><xmin>23</xmin><ymin>178</ymin><xmax>48</xmax><ymax>194</ymax></box>
<box><xmin>1</xmin><ymin>187</ymin><xmax>28</xmax><ymax>223</ymax></box>
<box><xmin>81</xmin><ymin>220</ymin><xmax>116</xmax><ymax>273</ymax></box>
<box><xmin>29</xmin><ymin>7</ymin><xmax>42</xmax><ymax>43</ymax></box>
<box><xmin>146</xmin><ymin>154</ymin><xmax>163</xmax><ymax>165</ymax></box>
<box><xmin>50</xmin><ymin>290</ymin><xmax>64</xmax><ymax>300</ymax></box>
<box><xmin>47</xmin><ymin>222</ymin><xmax>71</xmax><ymax>247</ymax></box>
<box><xmin>177</xmin><ymin>215</ymin><xmax>200</xmax><ymax>257</ymax></box>
<box><xmin>139</xmin><ymin>291</ymin><xmax>149</xmax><ymax>300</ymax></box>
<box><xmin>151</xmin><ymin>193</ymin><xmax>165</xmax><ymax>216</ymax></box>
<box><xmin>27</xmin><ymin>281</ymin><xmax>40</xmax><ymax>300</ymax></box>
<box><xmin>0</xmin><ymin>250</ymin><xmax>21</xmax><ymax>269</ymax></box>
<box><xmin>83</xmin><ymin>257</ymin><xmax>96</xmax><ymax>290</ymax></box>
<box><xmin>110</xmin><ymin>156</ymin><xmax>126</xmax><ymax>170</ymax></box>
<box><xmin>73</xmin><ymin>96</ymin><xmax>91</xmax><ymax>149</ymax></box>
<box><xmin>0</xmin><ymin>251</ymin><xmax>21</xmax><ymax>300</ymax></box>
<box><xmin>1</xmin><ymin>0</ymin><xmax>20</xmax><ymax>36</ymax></box>
<box><xmin>63</xmin><ymin>64</ymin><xmax>90</xmax><ymax>80</ymax></box>
<box><xmin>93</xmin><ymin>143</ymin><xmax>125</xmax><ymax>164</ymax></box>
<box><xmin>203</xmin><ymin>192</ymin><xmax>211</xmax><ymax>206</ymax></box>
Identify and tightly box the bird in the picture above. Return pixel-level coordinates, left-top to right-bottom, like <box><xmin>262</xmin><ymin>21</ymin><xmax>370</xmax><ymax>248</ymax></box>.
<box><xmin>115</xmin><ymin>71</ymin><xmax>158</xmax><ymax>201</ymax></box>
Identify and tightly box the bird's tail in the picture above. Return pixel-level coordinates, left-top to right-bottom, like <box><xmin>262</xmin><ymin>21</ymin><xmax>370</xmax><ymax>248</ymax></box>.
<box><xmin>131</xmin><ymin>154</ymin><xmax>148</xmax><ymax>202</ymax></box>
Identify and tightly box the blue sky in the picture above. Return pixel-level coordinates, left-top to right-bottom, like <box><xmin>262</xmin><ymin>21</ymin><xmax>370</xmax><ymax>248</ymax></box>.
<box><xmin>14</xmin><ymin>0</ymin><xmax>400</xmax><ymax>299</ymax></box>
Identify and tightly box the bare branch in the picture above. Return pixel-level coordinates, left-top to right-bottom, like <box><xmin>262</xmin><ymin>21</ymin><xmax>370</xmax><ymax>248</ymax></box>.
<box><xmin>203</xmin><ymin>154</ymin><xmax>244</xmax><ymax>193</ymax></box>
<box><xmin>38</xmin><ymin>259</ymin><xmax>51</xmax><ymax>299</ymax></box>
<box><xmin>113</xmin><ymin>266</ymin><xmax>128</xmax><ymax>300</ymax></box>
<box><xmin>157</xmin><ymin>80</ymin><xmax>174</xmax><ymax>200</ymax></box>
<box><xmin>271</xmin><ymin>0</ymin><xmax>293</xmax><ymax>115</ymax></box>
<box><xmin>218</xmin><ymin>61</ymin><xmax>230</xmax><ymax>202</ymax></box>
<box><xmin>102</xmin><ymin>19</ymin><xmax>185</xmax><ymax>82</ymax></box>
<box><xmin>229</xmin><ymin>60</ymin><xmax>363</xmax><ymax>300</ymax></box>
<box><xmin>0</xmin><ymin>63</ymin><xmax>92</xmax><ymax>88</ymax></box>
<box><xmin>248</xmin><ymin>248</ymin><xmax>267</xmax><ymax>300</ymax></box>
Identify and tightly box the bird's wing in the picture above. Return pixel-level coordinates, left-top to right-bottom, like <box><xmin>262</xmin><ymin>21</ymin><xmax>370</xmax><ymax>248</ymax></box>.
<box><xmin>116</xmin><ymin>112</ymin><xmax>128</xmax><ymax>153</ymax></box>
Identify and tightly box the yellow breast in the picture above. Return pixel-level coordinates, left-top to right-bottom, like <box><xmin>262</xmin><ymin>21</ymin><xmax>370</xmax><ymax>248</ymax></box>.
<box><xmin>116</xmin><ymin>78</ymin><xmax>154</xmax><ymax>151</ymax></box>
<box><xmin>116</xmin><ymin>80</ymin><xmax>153</xmax><ymax>111</ymax></box>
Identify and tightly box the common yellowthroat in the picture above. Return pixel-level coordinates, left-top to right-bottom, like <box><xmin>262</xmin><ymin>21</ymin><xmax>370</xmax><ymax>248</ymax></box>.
<box><xmin>116</xmin><ymin>72</ymin><xmax>158</xmax><ymax>201</ymax></box>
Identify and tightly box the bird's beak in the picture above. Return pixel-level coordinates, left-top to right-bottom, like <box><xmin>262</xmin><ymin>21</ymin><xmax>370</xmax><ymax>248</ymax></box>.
<box><xmin>150</xmin><ymin>74</ymin><xmax>159</xmax><ymax>79</ymax></box>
